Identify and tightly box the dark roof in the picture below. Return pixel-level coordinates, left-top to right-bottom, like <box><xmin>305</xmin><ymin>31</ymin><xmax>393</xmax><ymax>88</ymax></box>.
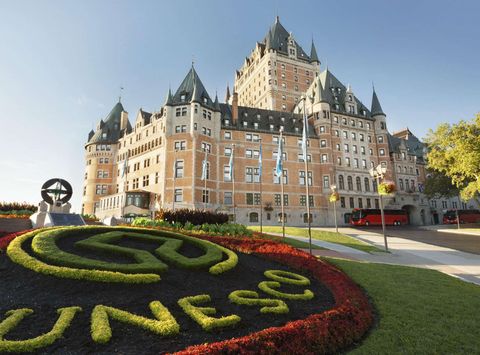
<box><xmin>139</xmin><ymin>109</ymin><xmax>152</xmax><ymax>125</ymax></box>
<box><xmin>317</xmin><ymin>69</ymin><xmax>372</xmax><ymax>118</ymax></box>
<box><xmin>219</xmin><ymin>104</ymin><xmax>315</xmax><ymax>137</ymax></box>
<box><xmin>387</xmin><ymin>133</ymin><xmax>425</xmax><ymax>162</ymax></box>
<box><xmin>172</xmin><ymin>66</ymin><xmax>214</xmax><ymax>108</ymax></box>
<box><xmin>87</xmin><ymin>101</ymin><xmax>131</xmax><ymax>145</ymax></box>
<box><xmin>310</xmin><ymin>40</ymin><xmax>319</xmax><ymax>63</ymax></box>
<box><xmin>262</xmin><ymin>17</ymin><xmax>310</xmax><ymax>61</ymax></box>
<box><xmin>371</xmin><ymin>89</ymin><xmax>385</xmax><ymax>116</ymax></box>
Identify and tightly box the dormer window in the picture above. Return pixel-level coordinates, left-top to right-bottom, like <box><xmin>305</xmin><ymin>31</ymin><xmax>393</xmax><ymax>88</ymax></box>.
<box><xmin>337</xmin><ymin>88</ymin><xmax>341</xmax><ymax>93</ymax></box>
<box><xmin>349</xmin><ymin>95</ymin><xmax>353</xmax><ymax>101</ymax></box>
<box><xmin>243</xmin><ymin>121</ymin><xmax>248</xmax><ymax>127</ymax></box>
<box><xmin>180</xmin><ymin>94</ymin><xmax>186</xmax><ymax>102</ymax></box>
<box><xmin>102</xmin><ymin>132</ymin><xmax>107</xmax><ymax>139</ymax></box>
<box><xmin>203</xmin><ymin>97</ymin><xmax>208</xmax><ymax>104</ymax></box>
<box><xmin>243</xmin><ymin>112</ymin><xmax>248</xmax><ymax>117</ymax></box>
<box><xmin>281</xmin><ymin>117</ymin><xmax>285</xmax><ymax>122</ymax></box>
<box><xmin>225</xmin><ymin>119</ymin><xmax>230</xmax><ymax>126</ymax></box>
<box><xmin>256</xmin><ymin>114</ymin><xmax>261</xmax><ymax>119</ymax></box>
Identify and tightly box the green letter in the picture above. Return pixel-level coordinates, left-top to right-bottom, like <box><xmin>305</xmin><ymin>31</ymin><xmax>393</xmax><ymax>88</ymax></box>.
<box><xmin>229</xmin><ymin>290</ymin><xmax>289</xmax><ymax>314</ymax></box>
<box><xmin>258</xmin><ymin>281</ymin><xmax>314</xmax><ymax>300</ymax></box>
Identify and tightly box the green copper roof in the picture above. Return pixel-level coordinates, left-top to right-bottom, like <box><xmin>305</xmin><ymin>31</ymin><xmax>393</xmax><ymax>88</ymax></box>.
<box><xmin>172</xmin><ymin>66</ymin><xmax>213</xmax><ymax>107</ymax></box>
<box><xmin>371</xmin><ymin>89</ymin><xmax>385</xmax><ymax>116</ymax></box>
<box><xmin>262</xmin><ymin>17</ymin><xmax>310</xmax><ymax>61</ymax></box>
<box><xmin>87</xmin><ymin>101</ymin><xmax>131</xmax><ymax>145</ymax></box>
<box><xmin>310</xmin><ymin>40</ymin><xmax>319</xmax><ymax>63</ymax></box>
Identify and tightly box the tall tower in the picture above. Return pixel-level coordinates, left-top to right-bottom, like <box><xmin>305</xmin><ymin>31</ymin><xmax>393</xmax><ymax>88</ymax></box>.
<box><xmin>234</xmin><ymin>17</ymin><xmax>320</xmax><ymax>112</ymax></box>
<box><xmin>82</xmin><ymin>101</ymin><xmax>130</xmax><ymax>215</ymax></box>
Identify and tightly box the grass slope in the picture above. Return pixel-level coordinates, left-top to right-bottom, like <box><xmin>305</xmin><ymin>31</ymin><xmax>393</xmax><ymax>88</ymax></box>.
<box><xmin>326</xmin><ymin>257</ymin><xmax>480</xmax><ymax>354</ymax></box>
<box><xmin>250</xmin><ymin>226</ymin><xmax>381</xmax><ymax>253</ymax></box>
<box><xmin>256</xmin><ymin>233</ymin><xmax>325</xmax><ymax>250</ymax></box>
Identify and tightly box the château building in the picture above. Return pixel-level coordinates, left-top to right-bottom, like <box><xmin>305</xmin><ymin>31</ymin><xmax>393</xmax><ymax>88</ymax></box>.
<box><xmin>82</xmin><ymin>17</ymin><xmax>433</xmax><ymax>226</ymax></box>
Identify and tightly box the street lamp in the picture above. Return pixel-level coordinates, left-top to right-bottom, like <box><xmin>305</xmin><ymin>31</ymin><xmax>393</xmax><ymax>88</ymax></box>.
<box><xmin>369</xmin><ymin>164</ymin><xmax>389</xmax><ymax>252</ymax></box>
<box><xmin>330</xmin><ymin>184</ymin><xmax>339</xmax><ymax>233</ymax></box>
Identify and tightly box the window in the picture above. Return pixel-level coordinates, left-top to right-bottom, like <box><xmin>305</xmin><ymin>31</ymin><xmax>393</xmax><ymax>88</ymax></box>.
<box><xmin>399</xmin><ymin>178</ymin><xmax>404</xmax><ymax>190</ymax></box>
<box><xmin>174</xmin><ymin>160</ymin><xmax>184</xmax><ymax>178</ymax></box>
<box><xmin>142</xmin><ymin>175</ymin><xmax>149</xmax><ymax>187</ymax></box>
<box><xmin>336</xmin><ymin>143</ymin><xmax>341</xmax><ymax>151</ymax></box>
<box><xmin>155</xmin><ymin>172</ymin><xmax>159</xmax><ymax>184</ymax></box>
<box><xmin>367</xmin><ymin>135</ymin><xmax>372</xmax><ymax>143</ymax></box>
<box><xmin>351</xmin><ymin>132</ymin><xmax>356</xmax><ymax>140</ymax></box>
<box><xmin>338</xmin><ymin>175</ymin><xmax>345</xmax><ymax>190</ymax></box>
<box><xmin>442</xmin><ymin>201</ymin><xmax>448</xmax><ymax>209</ymax></box>
<box><xmin>359</xmin><ymin>134</ymin><xmax>364</xmax><ymax>142</ymax></box>
<box><xmin>224</xmin><ymin>165</ymin><xmax>232</xmax><ymax>182</ymax></box>
<box><xmin>174</xmin><ymin>189</ymin><xmax>183</xmax><ymax>202</ymax></box>
<box><xmin>345</xmin><ymin>157</ymin><xmax>351</xmax><ymax>167</ymax></box>
<box><xmin>321</xmin><ymin>154</ymin><xmax>328</xmax><ymax>163</ymax></box>
<box><xmin>366</xmin><ymin>198</ymin><xmax>371</xmax><ymax>208</ymax></box>
<box><xmin>337</xmin><ymin>157</ymin><xmax>342</xmax><ymax>166</ymax></box>
<box><xmin>174</xmin><ymin>141</ymin><xmax>186</xmax><ymax>150</ymax></box>
<box><xmin>361</xmin><ymin>146</ymin><xmax>366</xmax><ymax>155</ymax></box>
<box><xmin>274</xmin><ymin>194</ymin><xmax>281</xmax><ymax>206</ymax></box>
<box><xmin>300</xmin><ymin>195</ymin><xmax>314</xmax><ymax>207</ymax></box>
<box><xmin>354</xmin><ymin>158</ymin><xmax>359</xmax><ymax>168</ymax></box>
<box><xmin>224</xmin><ymin>131</ymin><xmax>231</xmax><ymax>140</ymax></box>
<box><xmin>356</xmin><ymin>177</ymin><xmax>362</xmax><ymax>191</ymax></box>
<box><xmin>299</xmin><ymin>171</ymin><xmax>313</xmax><ymax>186</ymax></box>
<box><xmin>298</xmin><ymin>153</ymin><xmax>311</xmax><ymax>162</ymax></box>
<box><xmin>320</xmin><ymin>140</ymin><xmax>327</xmax><ymax>147</ymax></box>
<box><xmin>343</xmin><ymin>131</ymin><xmax>348</xmax><ymax>139</ymax></box>
<box><xmin>249</xmin><ymin>212</ymin><xmax>259</xmax><ymax>223</ymax></box>
<box><xmin>347</xmin><ymin>176</ymin><xmax>353</xmax><ymax>190</ymax></box>
<box><xmin>246</xmin><ymin>193</ymin><xmax>261</xmax><ymax>205</ymax></box>
<box><xmin>379</xmin><ymin>148</ymin><xmax>385</xmax><ymax>156</ymax></box>
<box><xmin>344</xmin><ymin>143</ymin><xmax>349</xmax><ymax>153</ymax></box>
<box><xmin>358</xmin><ymin>198</ymin><xmax>363</xmax><ymax>209</ymax></box>
<box><xmin>319</xmin><ymin>126</ymin><xmax>325</xmax><ymax>133</ymax></box>
<box><xmin>340</xmin><ymin>197</ymin><xmax>346</xmax><ymax>208</ymax></box>
<box><xmin>201</xmin><ymin>142</ymin><xmax>211</xmax><ymax>153</ymax></box>
<box><xmin>273</xmin><ymin>169</ymin><xmax>288</xmax><ymax>184</ymax></box>
<box><xmin>362</xmin><ymin>159</ymin><xmax>367</xmax><ymax>169</ymax></box>
<box><xmin>353</xmin><ymin>145</ymin><xmax>358</xmax><ymax>154</ymax></box>
<box><xmin>202</xmin><ymin>190</ymin><xmax>209</xmax><ymax>204</ymax></box>
<box><xmin>378</xmin><ymin>136</ymin><xmax>384</xmax><ymax>143</ymax></box>
<box><xmin>224</xmin><ymin>147</ymin><xmax>232</xmax><ymax>156</ymax></box>
<box><xmin>349</xmin><ymin>197</ymin><xmax>355</xmax><ymax>209</ymax></box>
<box><xmin>323</xmin><ymin>175</ymin><xmax>330</xmax><ymax>188</ymax></box>
<box><xmin>364</xmin><ymin>177</ymin><xmax>370</xmax><ymax>192</ymax></box>
<box><xmin>224</xmin><ymin>192</ymin><xmax>232</xmax><ymax>205</ymax></box>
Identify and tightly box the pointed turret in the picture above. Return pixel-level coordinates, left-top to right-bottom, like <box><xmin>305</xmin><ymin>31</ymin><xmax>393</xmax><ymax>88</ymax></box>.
<box><xmin>314</xmin><ymin>76</ymin><xmax>328</xmax><ymax>104</ymax></box>
<box><xmin>164</xmin><ymin>88</ymin><xmax>173</xmax><ymax>106</ymax></box>
<box><xmin>265</xmin><ymin>29</ymin><xmax>273</xmax><ymax>51</ymax></box>
<box><xmin>87</xmin><ymin>101</ymin><xmax>130</xmax><ymax>145</ymax></box>
<box><xmin>172</xmin><ymin>66</ymin><xmax>213</xmax><ymax>106</ymax></box>
<box><xmin>225</xmin><ymin>84</ymin><xmax>231</xmax><ymax>103</ymax></box>
<box><xmin>213</xmin><ymin>93</ymin><xmax>221</xmax><ymax>111</ymax></box>
<box><xmin>88</xmin><ymin>129</ymin><xmax>94</xmax><ymax>141</ymax></box>
<box><xmin>371</xmin><ymin>87</ymin><xmax>385</xmax><ymax>116</ymax></box>
<box><xmin>310</xmin><ymin>40</ymin><xmax>319</xmax><ymax>64</ymax></box>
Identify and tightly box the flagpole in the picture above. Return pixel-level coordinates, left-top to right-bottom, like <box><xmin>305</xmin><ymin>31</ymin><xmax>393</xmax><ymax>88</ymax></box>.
<box><xmin>203</xmin><ymin>151</ymin><xmax>208</xmax><ymax>211</ymax></box>
<box><xmin>172</xmin><ymin>148</ymin><xmax>177</xmax><ymax>211</ymax></box>
<box><xmin>279</xmin><ymin>129</ymin><xmax>285</xmax><ymax>239</ymax></box>
<box><xmin>259</xmin><ymin>139</ymin><xmax>263</xmax><ymax>234</ymax></box>
<box><xmin>122</xmin><ymin>150</ymin><xmax>129</xmax><ymax>220</ymax></box>
<box><xmin>303</xmin><ymin>98</ymin><xmax>312</xmax><ymax>255</ymax></box>
<box><xmin>232</xmin><ymin>144</ymin><xmax>236</xmax><ymax>223</ymax></box>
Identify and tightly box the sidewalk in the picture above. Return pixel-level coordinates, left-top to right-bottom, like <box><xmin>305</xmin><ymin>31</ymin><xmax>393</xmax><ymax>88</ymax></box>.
<box><xmin>279</xmin><ymin>228</ymin><xmax>480</xmax><ymax>286</ymax></box>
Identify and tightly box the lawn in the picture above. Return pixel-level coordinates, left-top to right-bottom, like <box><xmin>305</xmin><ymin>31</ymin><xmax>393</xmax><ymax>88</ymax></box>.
<box><xmin>254</xmin><ymin>232</ymin><xmax>325</xmax><ymax>250</ymax></box>
<box><xmin>249</xmin><ymin>226</ymin><xmax>381</xmax><ymax>253</ymax></box>
<box><xmin>326</xmin><ymin>257</ymin><xmax>480</xmax><ymax>354</ymax></box>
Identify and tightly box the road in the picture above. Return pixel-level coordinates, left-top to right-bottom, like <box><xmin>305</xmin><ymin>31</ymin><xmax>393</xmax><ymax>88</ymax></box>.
<box><xmin>353</xmin><ymin>226</ymin><xmax>480</xmax><ymax>255</ymax></box>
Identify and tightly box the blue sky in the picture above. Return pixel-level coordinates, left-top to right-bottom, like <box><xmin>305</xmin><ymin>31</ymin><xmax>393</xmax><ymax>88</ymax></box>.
<box><xmin>0</xmin><ymin>0</ymin><xmax>479</xmax><ymax>211</ymax></box>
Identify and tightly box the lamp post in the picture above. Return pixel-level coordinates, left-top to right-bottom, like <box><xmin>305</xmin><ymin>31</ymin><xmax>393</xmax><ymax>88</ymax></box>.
<box><xmin>330</xmin><ymin>185</ymin><xmax>339</xmax><ymax>233</ymax></box>
<box><xmin>172</xmin><ymin>148</ymin><xmax>178</xmax><ymax>211</ymax></box>
<box><xmin>370</xmin><ymin>164</ymin><xmax>389</xmax><ymax>252</ymax></box>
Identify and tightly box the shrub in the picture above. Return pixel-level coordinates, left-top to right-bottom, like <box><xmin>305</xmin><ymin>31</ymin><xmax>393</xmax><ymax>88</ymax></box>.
<box><xmin>0</xmin><ymin>306</ymin><xmax>81</xmax><ymax>353</ymax></box>
<box><xmin>158</xmin><ymin>209</ymin><xmax>229</xmax><ymax>225</ymax></box>
<box><xmin>264</xmin><ymin>269</ymin><xmax>311</xmax><ymax>286</ymax></box>
<box><xmin>177</xmin><ymin>294</ymin><xmax>241</xmax><ymax>331</ymax></box>
<box><xmin>258</xmin><ymin>281</ymin><xmax>314</xmax><ymax>301</ymax></box>
<box><xmin>228</xmin><ymin>290</ymin><xmax>289</xmax><ymax>314</ymax></box>
<box><xmin>0</xmin><ymin>202</ymin><xmax>37</xmax><ymax>213</ymax></box>
<box><xmin>91</xmin><ymin>301</ymin><xmax>179</xmax><ymax>344</ymax></box>
<box><xmin>378</xmin><ymin>181</ymin><xmax>396</xmax><ymax>195</ymax></box>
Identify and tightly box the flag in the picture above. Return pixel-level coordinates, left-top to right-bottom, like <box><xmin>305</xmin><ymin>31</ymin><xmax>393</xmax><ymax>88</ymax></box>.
<box><xmin>201</xmin><ymin>152</ymin><xmax>208</xmax><ymax>180</ymax></box>
<box><xmin>121</xmin><ymin>153</ymin><xmax>128</xmax><ymax>178</ymax></box>
<box><xmin>301</xmin><ymin>109</ymin><xmax>309</xmax><ymax>161</ymax></box>
<box><xmin>228</xmin><ymin>147</ymin><xmax>234</xmax><ymax>180</ymax></box>
<box><xmin>258</xmin><ymin>144</ymin><xmax>263</xmax><ymax>177</ymax></box>
<box><xmin>275</xmin><ymin>137</ymin><xmax>283</xmax><ymax>178</ymax></box>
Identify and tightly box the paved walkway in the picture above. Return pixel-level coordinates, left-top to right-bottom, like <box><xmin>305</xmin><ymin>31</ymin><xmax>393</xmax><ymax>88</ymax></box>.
<box><xmin>276</xmin><ymin>228</ymin><xmax>480</xmax><ymax>286</ymax></box>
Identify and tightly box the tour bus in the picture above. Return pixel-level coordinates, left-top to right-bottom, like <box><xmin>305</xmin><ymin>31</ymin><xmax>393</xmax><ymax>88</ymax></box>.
<box><xmin>443</xmin><ymin>209</ymin><xmax>480</xmax><ymax>224</ymax></box>
<box><xmin>350</xmin><ymin>208</ymin><xmax>409</xmax><ymax>226</ymax></box>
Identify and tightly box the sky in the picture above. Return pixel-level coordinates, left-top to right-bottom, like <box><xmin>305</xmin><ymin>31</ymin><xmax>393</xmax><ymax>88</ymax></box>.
<box><xmin>0</xmin><ymin>0</ymin><xmax>479</xmax><ymax>211</ymax></box>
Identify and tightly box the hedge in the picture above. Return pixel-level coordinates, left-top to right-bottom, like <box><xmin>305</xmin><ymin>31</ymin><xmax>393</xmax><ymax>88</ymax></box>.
<box><xmin>158</xmin><ymin>209</ymin><xmax>228</xmax><ymax>225</ymax></box>
<box><xmin>228</xmin><ymin>290</ymin><xmax>289</xmax><ymax>314</ymax></box>
<box><xmin>258</xmin><ymin>281</ymin><xmax>314</xmax><ymax>301</ymax></box>
<box><xmin>0</xmin><ymin>307</ymin><xmax>81</xmax><ymax>353</ymax></box>
<box><xmin>264</xmin><ymin>269</ymin><xmax>311</xmax><ymax>286</ymax></box>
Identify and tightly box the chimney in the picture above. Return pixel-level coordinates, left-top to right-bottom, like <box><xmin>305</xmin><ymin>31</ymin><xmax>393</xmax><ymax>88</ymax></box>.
<box><xmin>232</xmin><ymin>91</ymin><xmax>238</xmax><ymax>125</ymax></box>
<box><xmin>120</xmin><ymin>111</ymin><xmax>129</xmax><ymax>131</ymax></box>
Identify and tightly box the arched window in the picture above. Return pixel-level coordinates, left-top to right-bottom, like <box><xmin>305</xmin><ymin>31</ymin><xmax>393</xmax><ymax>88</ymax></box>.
<box><xmin>249</xmin><ymin>212</ymin><xmax>259</xmax><ymax>223</ymax></box>
<box><xmin>303</xmin><ymin>213</ymin><xmax>312</xmax><ymax>223</ymax></box>
<box><xmin>347</xmin><ymin>176</ymin><xmax>353</xmax><ymax>191</ymax></box>
<box><xmin>373</xmin><ymin>179</ymin><xmax>378</xmax><ymax>192</ymax></box>
<box><xmin>364</xmin><ymin>177</ymin><xmax>370</xmax><ymax>192</ymax></box>
<box><xmin>277</xmin><ymin>213</ymin><xmax>287</xmax><ymax>223</ymax></box>
<box><xmin>356</xmin><ymin>177</ymin><xmax>362</xmax><ymax>191</ymax></box>
<box><xmin>338</xmin><ymin>175</ymin><xmax>345</xmax><ymax>190</ymax></box>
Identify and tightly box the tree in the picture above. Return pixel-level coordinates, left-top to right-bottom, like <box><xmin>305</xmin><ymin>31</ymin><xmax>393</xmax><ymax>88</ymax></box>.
<box><xmin>423</xmin><ymin>169</ymin><xmax>459</xmax><ymax>199</ymax></box>
<box><xmin>425</xmin><ymin>113</ymin><xmax>480</xmax><ymax>207</ymax></box>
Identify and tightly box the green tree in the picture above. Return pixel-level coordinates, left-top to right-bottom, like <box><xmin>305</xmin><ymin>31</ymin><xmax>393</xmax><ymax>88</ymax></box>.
<box><xmin>425</xmin><ymin>114</ymin><xmax>480</xmax><ymax>207</ymax></box>
<box><xmin>424</xmin><ymin>169</ymin><xmax>459</xmax><ymax>199</ymax></box>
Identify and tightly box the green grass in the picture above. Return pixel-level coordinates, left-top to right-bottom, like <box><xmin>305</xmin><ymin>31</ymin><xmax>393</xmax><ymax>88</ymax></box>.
<box><xmin>325</xmin><ymin>257</ymin><xmax>480</xmax><ymax>354</ymax></box>
<box><xmin>250</xmin><ymin>226</ymin><xmax>381</xmax><ymax>253</ymax></box>
<box><xmin>255</xmin><ymin>233</ymin><xmax>325</xmax><ymax>250</ymax></box>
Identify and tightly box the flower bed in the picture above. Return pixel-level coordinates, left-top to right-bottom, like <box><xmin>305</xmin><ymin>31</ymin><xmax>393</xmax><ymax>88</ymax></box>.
<box><xmin>0</xmin><ymin>230</ymin><xmax>33</xmax><ymax>251</ymax></box>
<box><xmin>0</xmin><ymin>228</ymin><xmax>374</xmax><ymax>354</ymax></box>
<box><xmin>172</xmin><ymin>234</ymin><xmax>374</xmax><ymax>354</ymax></box>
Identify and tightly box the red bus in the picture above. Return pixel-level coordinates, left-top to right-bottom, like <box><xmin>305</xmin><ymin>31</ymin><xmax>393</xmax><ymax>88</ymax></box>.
<box><xmin>350</xmin><ymin>209</ymin><xmax>409</xmax><ymax>226</ymax></box>
<box><xmin>443</xmin><ymin>209</ymin><xmax>480</xmax><ymax>224</ymax></box>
